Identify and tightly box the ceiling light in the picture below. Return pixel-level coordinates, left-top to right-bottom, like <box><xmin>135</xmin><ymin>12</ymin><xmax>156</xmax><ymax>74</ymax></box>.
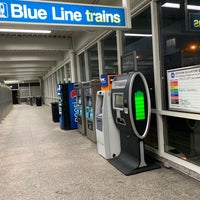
<box><xmin>162</xmin><ymin>2</ymin><xmax>200</xmax><ymax>10</ymax></box>
<box><xmin>161</xmin><ymin>3</ymin><xmax>180</xmax><ymax>9</ymax></box>
<box><xmin>125</xmin><ymin>33</ymin><xmax>152</xmax><ymax>37</ymax></box>
<box><xmin>0</xmin><ymin>29</ymin><xmax>51</xmax><ymax>34</ymax></box>
<box><xmin>187</xmin><ymin>5</ymin><xmax>200</xmax><ymax>10</ymax></box>
<box><xmin>4</xmin><ymin>80</ymin><xmax>19</xmax><ymax>84</ymax></box>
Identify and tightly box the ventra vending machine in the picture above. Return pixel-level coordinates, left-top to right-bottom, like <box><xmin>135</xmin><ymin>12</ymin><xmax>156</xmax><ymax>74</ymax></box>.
<box><xmin>110</xmin><ymin>72</ymin><xmax>159</xmax><ymax>175</ymax></box>
<box><xmin>74</xmin><ymin>82</ymin><xmax>86</xmax><ymax>135</ymax></box>
<box><xmin>82</xmin><ymin>80</ymin><xmax>101</xmax><ymax>143</ymax></box>
<box><xmin>57</xmin><ymin>82</ymin><xmax>78</xmax><ymax>130</ymax></box>
<box><xmin>95</xmin><ymin>74</ymin><xmax>120</xmax><ymax>159</ymax></box>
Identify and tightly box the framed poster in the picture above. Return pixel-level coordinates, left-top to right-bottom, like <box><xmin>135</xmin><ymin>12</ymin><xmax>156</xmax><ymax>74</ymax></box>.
<box><xmin>167</xmin><ymin>65</ymin><xmax>200</xmax><ymax>113</ymax></box>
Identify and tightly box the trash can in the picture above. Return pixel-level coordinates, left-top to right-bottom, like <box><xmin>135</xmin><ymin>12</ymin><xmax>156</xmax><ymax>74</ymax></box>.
<box><xmin>36</xmin><ymin>97</ymin><xmax>42</xmax><ymax>106</ymax></box>
<box><xmin>51</xmin><ymin>102</ymin><xmax>59</xmax><ymax>122</ymax></box>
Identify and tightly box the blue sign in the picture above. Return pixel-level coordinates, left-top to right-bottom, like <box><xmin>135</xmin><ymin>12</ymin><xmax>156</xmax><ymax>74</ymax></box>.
<box><xmin>189</xmin><ymin>13</ymin><xmax>200</xmax><ymax>31</ymax></box>
<box><xmin>0</xmin><ymin>0</ymin><xmax>126</xmax><ymax>28</ymax></box>
<box><xmin>101</xmin><ymin>74</ymin><xmax>108</xmax><ymax>87</ymax></box>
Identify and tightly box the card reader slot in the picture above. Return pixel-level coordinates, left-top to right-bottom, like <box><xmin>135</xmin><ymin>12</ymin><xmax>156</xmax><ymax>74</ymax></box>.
<box><xmin>116</xmin><ymin>117</ymin><xmax>126</xmax><ymax>125</ymax></box>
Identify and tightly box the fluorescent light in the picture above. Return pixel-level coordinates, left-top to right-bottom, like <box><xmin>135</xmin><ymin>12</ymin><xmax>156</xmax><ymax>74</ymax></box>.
<box><xmin>161</xmin><ymin>3</ymin><xmax>180</xmax><ymax>9</ymax></box>
<box><xmin>4</xmin><ymin>80</ymin><xmax>19</xmax><ymax>84</ymax></box>
<box><xmin>162</xmin><ymin>2</ymin><xmax>200</xmax><ymax>10</ymax></box>
<box><xmin>0</xmin><ymin>28</ymin><xmax>51</xmax><ymax>34</ymax></box>
<box><xmin>125</xmin><ymin>33</ymin><xmax>152</xmax><ymax>37</ymax></box>
<box><xmin>187</xmin><ymin>5</ymin><xmax>200</xmax><ymax>10</ymax></box>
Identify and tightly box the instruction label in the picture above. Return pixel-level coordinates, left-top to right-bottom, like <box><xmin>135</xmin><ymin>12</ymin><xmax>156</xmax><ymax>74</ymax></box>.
<box><xmin>167</xmin><ymin>66</ymin><xmax>200</xmax><ymax>113</ymax></box>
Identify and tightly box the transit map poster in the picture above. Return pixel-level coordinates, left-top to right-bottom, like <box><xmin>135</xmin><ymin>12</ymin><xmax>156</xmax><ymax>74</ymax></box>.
<box><xmin>167</xmin><ymin>65</ymin><xmax>200</xmax><ymax>113</ymax></box>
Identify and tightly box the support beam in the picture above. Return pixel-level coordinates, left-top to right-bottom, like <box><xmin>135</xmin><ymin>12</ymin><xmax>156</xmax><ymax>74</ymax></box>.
<box><xmin>0</xmin><ymin>68</ymin><xmax>50</xmax><ymax>73</ymax></box>
<box><xmin>70</xmin><ymin>51</ymin><xmax>77</xmax><ymax>82</ymax></box>
<box><xmin>97</xmin><ymin>40</ymin><xmax>104</xmax><ymax>78</ymax></box>
<box><xmin>0</xmin><ymin>61</ymin><xmax>55</xmax><ymax>69</ymax></box>
<box><xmin>84</xmin><ymin>50</ymin><xmax>90</xmax><ymax>81</ymax></box>
<box><xmin>0</xmin><ymin>37</ymin><xmax>72</xmax><ymax>51</ymax></box>
<box><xmin>0</xmin><ymin>72</ymin><xmax>46</xmax><ymax>76</ymax></box>
<box><xmin>0</xmin><ymin>51</ymin><xmax>63</xmax><ymax>62</ymax></box>
<box><xmin>76</xmin><ymin>55</ymin><xmax>81</xmax><ymax>82</ymax></box>
<box><xmin>116</xmin><ymin>30</ymin><xmax>123</xmax><ymax>74</ymax></box>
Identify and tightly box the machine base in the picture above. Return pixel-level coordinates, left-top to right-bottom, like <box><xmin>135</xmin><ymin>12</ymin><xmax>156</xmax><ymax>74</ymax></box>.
<box><xmin>108</xmin><ymin>152</ymin><xmax>160</xmax><ymax>176</ymax></box>
<box><xmin>78</xmin><ymin>129</ymin><xmax>86</xmax><ymax>135</ymax></box>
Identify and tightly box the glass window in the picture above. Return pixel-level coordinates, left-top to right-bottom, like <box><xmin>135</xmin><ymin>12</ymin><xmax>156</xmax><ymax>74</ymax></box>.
<box><xmin>66</xmin><ymin>63</ymin><xmax>71</xmax><ymax>81</ymax></box>
<box><xmin>79</xmin><ymin>53</ymin><xmax>86</xmax><ymax>81</ymax></box>
<box><xmin>59</xmin><ymin>67</ymin><xmax>64</xmax><ymax>83</ymax></box>
<box><xmin>123</xmin><ymin>7</ymin><xmax>156</xmax><ymax>109</ymax></box>
<box><xmin>164</xmin><ymin>116</ymin><xmax>200</xmax><ymax>166</ymax></box>
<box><xmin>145</xmin><ymin>114</ymin><xmax>158</xmax><ymax>149</ymax></box>
<box><xmin>160</xmin><ymin>0</ymin><xmax>200</xmax><ymax>109</ymax></box>
<box><xmin>123</xmin><ymin>7</ymin><xmax>158</xmax><ymax>149</ymax></box>
<box><xmin>102</xmin><ymin>32</ymin><xmax>118</xmax><ymax>74</ymax></box>
<box><xmin>88</xmin><ymin>44</ymin><xmax>99</xmax><ymax>79</ymax></box>
<box><xmin>159</xmin><ymin>0</ymin><xmax>200</xmax><ymax>166</ymax></box>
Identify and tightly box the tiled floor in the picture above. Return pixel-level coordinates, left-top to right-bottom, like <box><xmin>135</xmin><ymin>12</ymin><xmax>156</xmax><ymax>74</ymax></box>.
<box><xmin>0</xmin><ymin>104</ymin><xmax>199</xmax><ymax>200</ymax></box>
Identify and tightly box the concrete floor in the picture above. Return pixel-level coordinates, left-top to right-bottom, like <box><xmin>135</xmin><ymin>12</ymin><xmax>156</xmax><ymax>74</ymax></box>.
<box><xmin>0</xmin><ymin>105</ymin><xmax>199</xmax><ymax>200</ymax></box>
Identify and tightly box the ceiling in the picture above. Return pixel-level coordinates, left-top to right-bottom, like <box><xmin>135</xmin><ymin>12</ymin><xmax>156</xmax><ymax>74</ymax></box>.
<box><xmin>0</xmin><ymin>0</ymin><xmax>108</xmax><ymax>83</ymax></box>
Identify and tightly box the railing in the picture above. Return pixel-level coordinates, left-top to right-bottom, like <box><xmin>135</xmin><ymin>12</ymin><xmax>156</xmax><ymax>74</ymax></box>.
<box><xmin>0</xmin><ymin>83</ymin><xmax>13</xmax><ymax>122</ymax></box>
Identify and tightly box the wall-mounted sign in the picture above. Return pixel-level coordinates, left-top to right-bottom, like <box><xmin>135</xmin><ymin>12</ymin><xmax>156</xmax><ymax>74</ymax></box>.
<box><xmin>167</xmin><ymin>65</ymin><xmax>200</xmax><ymax>113</ymax></box>
<box><xmin>189</xmin><ymin>13</ymin><xmax>200</xmax><ymax>31</ymax></box>
<box><xmin>0</xmin><ymin>0</ymin><xmax>128</xmax><ymax>28</ymax></box>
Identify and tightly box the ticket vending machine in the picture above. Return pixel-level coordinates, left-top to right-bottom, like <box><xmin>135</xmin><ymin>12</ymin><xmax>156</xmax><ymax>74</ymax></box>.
<box><xmin>82</xmin><ymin>80</ymin><xmax>101</xmax><ymax>143</ymax></box>
<box><xmin>74</xmin><ymin>82</ymin><xmax>86</xmax><ymax>135</ymax></box>
<box><xmin>96</xmin><ymin>74</ymin><xmax>120</xmax><ymax>159</ymax></box>
<box><xmin>96</xmin><ymin>90</ymin><xmax>121</xmax><ymax>159</ymax></box>
<box><xmin>110</xmin><ymin>72</ymin><xmax>159</xmax><ymax>175</ymax></box>
<box><xmin>57</xmin><ymin>82</ymin><xmax>78</xmax><ymax>130</ymax></box>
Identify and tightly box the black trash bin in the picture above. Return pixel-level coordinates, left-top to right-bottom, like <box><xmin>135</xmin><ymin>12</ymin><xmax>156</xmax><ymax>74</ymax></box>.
<box><xmin>36</xmin><ymin>97</ymin><xmax>42</xmax><ymax>106</ymax></box>
<box><xmin>51</xmin><ymin>102</ymin><xmax>59</xmax><ymax>122</ymax></box>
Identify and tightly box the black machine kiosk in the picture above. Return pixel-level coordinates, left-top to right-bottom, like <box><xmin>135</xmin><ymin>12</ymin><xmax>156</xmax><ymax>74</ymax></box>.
<box><xmin>110</xmin><ymin>72</ymin><xmax>159</xmax><ymax>175</ymax></box>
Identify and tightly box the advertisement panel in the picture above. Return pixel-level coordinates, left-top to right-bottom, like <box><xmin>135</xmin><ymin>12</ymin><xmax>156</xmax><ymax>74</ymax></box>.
<box><xmin>68</xmin><ymin>83</ymin><xmax>78</xmax><ymax>129</ymax></box>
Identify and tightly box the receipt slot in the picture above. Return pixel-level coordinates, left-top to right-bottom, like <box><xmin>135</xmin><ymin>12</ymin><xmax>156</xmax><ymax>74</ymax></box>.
<box><xmin>95</xmin><ymin>90</ymin><xmax>121</xmax><ymax>159</ymax></box>
<box><xmin>110</xmin><ymin>72</ymin><xmax>159</xmax><ymax>175</ymax></box>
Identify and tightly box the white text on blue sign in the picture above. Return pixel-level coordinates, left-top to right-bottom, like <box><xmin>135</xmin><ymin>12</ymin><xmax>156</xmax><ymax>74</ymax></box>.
<box><xmin>0</xmin><ymin>0</ymin><xmax>126</xmax><ymax>28</ymax></box>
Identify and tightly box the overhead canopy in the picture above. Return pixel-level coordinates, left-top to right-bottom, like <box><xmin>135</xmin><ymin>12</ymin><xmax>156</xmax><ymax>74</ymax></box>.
<box><xmin>0</xmin><ymin>0</ymin><xmax>131</xmax><ymax>82</ymax></box>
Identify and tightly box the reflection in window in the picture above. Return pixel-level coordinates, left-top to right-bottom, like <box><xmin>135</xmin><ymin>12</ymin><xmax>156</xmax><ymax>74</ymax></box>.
<box><xmin>65</xmin><ymin>63</ymin><xmax>70</xmax><ymax>81</ymax></box>
<box><xmin>88</xmin><ymin>44</ymin><xmax>99</xmax><ymax>79</ymax></box>
<box><xmin>123</xmin><ymin>7</ymin><xmax>158</xmax><ymax>149</ymax></box>
<box><xmin>160</xmin><ymin>0</ymin><xmax>200</xmax><ymax>166</ymax></box>
<box><xmin>102</xmin><ymin>32</ymin><xmax>118</xmax><ymax>74</ymax></box>
<box><xmin>165</xmin><ymin>116</ymin><xmax>200</xmax><ymax>166</ymax></box>
<box><xmin>79</xmin><ymin>53</ymin><xmax>86</xmax><ymax>81</ymax></box>
<box><xmin>123</xmin><ymin>7</ymin><xmax>155</xmax><ymax>109</ymax></box>
<box><xmin>145</xmin><ymin>114</ymin><xmax>158</xmax><ymax>149</ymax></box>
<box><xmin>160</xmin><ymin>0</ymin><xmax>200</xmax><ymax>70</ymax></box>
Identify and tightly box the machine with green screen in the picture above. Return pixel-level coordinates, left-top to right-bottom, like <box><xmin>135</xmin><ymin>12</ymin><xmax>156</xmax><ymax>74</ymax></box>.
<box><xmin>134</xmin><ymin>91</ymin><xmax>145</xmax><ymax>120</ymax></box>
<box><xmin>109</xmin><ymin>71</ymin><xmax>159</xmax><ymax>176</ymax></box>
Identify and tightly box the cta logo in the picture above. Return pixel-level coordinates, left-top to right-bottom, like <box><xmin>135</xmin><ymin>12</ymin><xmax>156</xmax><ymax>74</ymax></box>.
<box><xmin>170</xmin><ymin>72</ymin><xmax>175</xmax><ymax>79</ymax></box>
<box><xmin>0</xmin><ymin>2</ymin><xmax>8</xmax><ymax>18</ymax></box>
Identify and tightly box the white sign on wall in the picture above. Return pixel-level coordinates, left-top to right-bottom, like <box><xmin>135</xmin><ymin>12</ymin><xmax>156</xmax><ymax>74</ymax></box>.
<box><xmin>167</xmin><ymin>65</ymin><xmax>200</xmax><ymax>113</ymax></box>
